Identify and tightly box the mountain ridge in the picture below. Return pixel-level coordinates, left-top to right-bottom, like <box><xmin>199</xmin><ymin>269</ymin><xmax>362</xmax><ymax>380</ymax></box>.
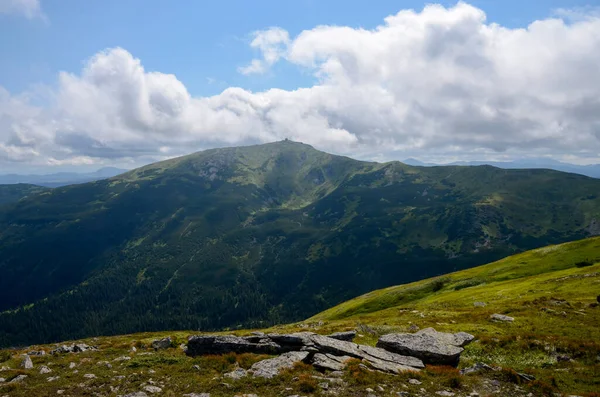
<box><xmin>1</xmin><ymin>140</ymin><xmax>600</xmax><ymax>347</ymax></box>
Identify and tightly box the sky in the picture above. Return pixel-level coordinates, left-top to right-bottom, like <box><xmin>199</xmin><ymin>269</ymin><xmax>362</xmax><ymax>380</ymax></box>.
<box><xmin>1</xmin><ymin>0</ymin><xmax>600</xmax><ymax>173</ymax></box>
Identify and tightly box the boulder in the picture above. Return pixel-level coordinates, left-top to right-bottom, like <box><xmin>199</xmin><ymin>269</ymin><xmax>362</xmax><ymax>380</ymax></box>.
<box><xmin>311</xmin><ymin>353</ymin><xmax>352</xmax><ymax>371</ymax></box>
<box><xmin>39</xmin><ymin>365</ymin><xmax>52</xmax><ymax>374</ymax></box>
<box><xmin>151</xmin><ymin>337</ymin><xmax>172</xmax><ymax>350</ymax></box>
<box><xmin>224</xmin><ymin>367</ymin><xmax>248</xmax><ymax>380</ymax></box>
<box><xmin>490</xmin><ymin>314</ymin><xmax>514</xmax><ymax>322</ymax></box>
<box><xmin>377</xmin><ymin>328</ymin><xmax>474</xmax><ymax>366</ymax></box>
<box><xmin>328</xmin><ymin>331</ymin><xmax>357</xmax><ymax>342</ymax></box>
<box><xmin>250</xmin><ymin>351</ymin><xmax>310</xmax><ymax>378</ymax></box>
<box><xmin>186</xmin><ymin>335</ymin><xmax>283</xmax><ymax>356</ymax></box>
<box><xmin>10</xmin><ymin>374</ymin><xmax>28</xmax><ymax>383</ymax></box>
<box><xmin>20</xmin><ymin>355</ymin><xmax>33</xmax><ymax>369</ymax></box>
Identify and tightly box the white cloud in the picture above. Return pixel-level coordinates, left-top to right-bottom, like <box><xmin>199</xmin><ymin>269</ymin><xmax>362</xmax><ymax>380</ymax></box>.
<box><xmin>0</xmin><ymin>0</ymin><xmax>44</xmax><ymax>19</ymax></box>
<box><xmin>1</xmin><ymin>2</ymin><xmax>600</xmax><ymax>168</ymax></box>
<box><xmin>239</xmin><ymin>27</ymin><xmax>291</xmax><ymax>75</ymax></box>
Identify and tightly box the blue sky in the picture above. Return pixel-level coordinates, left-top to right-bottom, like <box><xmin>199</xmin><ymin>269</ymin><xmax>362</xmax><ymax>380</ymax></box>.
<box><xmin>1</xmin><ymin>0</ymin><xmax>600</xmax><ymax>173</ymax></box>
<box><xmin>1</xmin><ymin>0</ymin><xmax>595</xmax><ymax>97</ymax></box>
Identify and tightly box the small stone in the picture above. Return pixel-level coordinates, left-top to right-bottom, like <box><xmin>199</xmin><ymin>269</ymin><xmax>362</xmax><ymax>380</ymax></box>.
<box><xmin>183</xmin><ymin>394</ymin><xmax>211</xmax><ymax>397</ymax></box>
<box><xmin>0</xmin><ymin>378</ymin><xmax>5</xmax><ymax>382</ymax></box>
<box><xmin>192</xmin><ymin>364</ymin><xmax>201</xmax><ymax>370</ymax></box>
<box><xmin>366</xmin><ymin>388</ymin><xmax>375</xmax><ymax>393</ymax></box>
<box><xmin>376</xmin><ymin>385</ymin><xmax>385</xmax><ymax>392</ymax></box>
<box><xmin>124</xmin><ymin>393</ymin><xmax>149</xmax><ymax>397</ymax></box>
<box><xmin>40</xmin><ymin>365</ymin><xmax>52</xmax><ymax>374</ymax></box>
<box><xmin>490</xmin><ymin>313</ymin><xmax>514</xmax><ymax>322</ymax></box>
<box><xmin>143</xmin><ymin>385</ymin><xmax>163</xmax><ymax>394</ymax></box>
<box><xmin>20</xmin><ymin>355</ymin><xmax>33</xmax><ymax>369</ymax></box>
<box><xmin>151</xmin><ymin>337</ymin><xmax>172</xmax><ymax>350</ymax></box>
<box><xmin>69</xmin><ymin>362</ymin><xmax>77</xmax><ymax>369</ymax></box>
<box><xmin>473</xmin><ymin>302</ymin><xmax>486</xmax><ymax>307</ymax></box>
<box><xmin>319</xmin><ymin>382</ymin><xmax>329</xmax><ymax>390</ymax></box>
<box><xmin>57</xmin><ymin>390</ymin><xmax>65</xmax><ymax>395</ymax></box>
<box><xmin>113</xmin><ymin>356</ymin><xmax>132</xmax><ymax>362</ymax></box>
<box><xmin>47</xmin><ymin>376</ymin><xmax>60</xmax><ymax>382</ymax></box>
<box><xmin>10</xmin><ymin>374</ymin><xmax>28</xmax><ymax>383</ymax></box>
<box><xmin>436</xmin><ymin>392</ymin><xmax>456</xmax><ymax>396</ymax></box>
<box><xmin>131</xmin><ymin>346</ymin><xmax>137</xmax><ymax>352</ymax></box>
<box><xmin>224</xmin><ymin>367</ymin><xmax>247</xmax><ymax>380</ymax></box>
<box><xmin>409</xmin><ymin>378</ymin><xmax>422</xmax><ymax>385</ymax></box>
<box><xmin>83</xmin><ymin>373</ymin><xmax>96</xmax><ymax>379</ymax></box>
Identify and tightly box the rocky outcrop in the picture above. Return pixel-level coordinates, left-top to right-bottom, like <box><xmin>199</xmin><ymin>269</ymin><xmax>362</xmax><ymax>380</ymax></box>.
<box><xmin>186</xmin><ymin>330</ymin><xmax>429</xmax><ymax>375</ymax></box>
<box><xmin>20</xmin><ymin>355</ymin><xmax>33</xmax><ymax>369</ymax></box>
<box><xmin>250</xmin><ymin>351</ymin><xmax>310</xmax><ymax>378</ymax></box>
<box><xmin>328</xmin><ymin>331</ymin><xmax>357</xmax><ymax>342</ymax></box>
<box><xmin>376</xmin><ymin>328</ymin><xmax>475</xmax><ymax>366</ymax></box>
<box><xmin>50</xmin><ymin>343</ymin><xmax>97</xmax><ymax>354</ymax></box>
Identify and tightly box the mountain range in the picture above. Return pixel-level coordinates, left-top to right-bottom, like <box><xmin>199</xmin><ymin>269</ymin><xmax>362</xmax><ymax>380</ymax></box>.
<box><xmin>1</xmin><ymin>140</ymin><xmax>600</xmax><ymax>347</ymax></box>
<box><xmin>0</xmin><ymin>167</ymin><xmax>128</xmax><ymax>188</ymax></box>
<box><xmin>403</xmin><ymin>158</ymin><xmax>600</xmax><ymax>179</ymax></box>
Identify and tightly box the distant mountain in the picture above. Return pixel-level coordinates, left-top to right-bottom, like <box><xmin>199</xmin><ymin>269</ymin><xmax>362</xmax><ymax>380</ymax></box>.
<box><xmin>0</xmin><ymin>167</ymin><xmax>129</xmax><ymax>187</ymax></box>
<box><xmin>0</xmin><ymin>184</ymin><xmax>49</xmax><ymax>206</ymax></box>
<box><xmin>1</xmin><ymin>140</ymin><xmax>600</xmax><ymax>347</ymax></box>
<box><xmin>403</xmin><ymin>158</ymin><xmax>600</xmax><ymax>178</ymax></box>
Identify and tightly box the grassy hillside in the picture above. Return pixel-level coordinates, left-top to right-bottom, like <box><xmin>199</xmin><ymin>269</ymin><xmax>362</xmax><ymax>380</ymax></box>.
<box><xmin>1</xmin><ymin>140</ymin><xmax>600</xmax><ymax>347</ymax></box>
<box><xmin>0</xmin><ymin>238</ymin><xmax>598</xmax><ymax>396</ymax></box>
<box><xmin>0</xmin><ymin>184</ymin><xmax>48</xmax><ymax>206</ymax></box>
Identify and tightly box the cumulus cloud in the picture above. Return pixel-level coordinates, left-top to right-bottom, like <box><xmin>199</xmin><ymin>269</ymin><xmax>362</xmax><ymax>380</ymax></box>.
<box><xmin>1</xmin><ymin>2</ymin><xmax>600</xmax><ymax>168</ymax></box>
<box><xmin>0</xmin><ymin>0</ymin><xmax>44</xmax><ymax>19</ymax></box>
<box><xmin>239</xmin><ymin>27</ymin><xmax>291</xmax><ymax>75</ymax></box>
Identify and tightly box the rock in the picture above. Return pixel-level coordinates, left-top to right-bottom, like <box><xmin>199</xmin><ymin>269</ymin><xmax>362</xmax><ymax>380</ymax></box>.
<box><xmin>151</xmin><ymin>337</ymin><xmax>172</xmax><ymax>350</ymax></box>
<box><xmin>9</xmin><ymin>374</ymin><xmax>28</xmax><ymax>383</ymax></box>
<box><xmin>183</xmin><ymin>394</ymin><xmax>211</xmax><ymax>397</ymax></box>
<box><xmin>328</xmin><ymin>331</ymin><xmax>357</xmax><ymax>342</ymax></box>
<box><xmin>408</xmin><ymin>378</ymin><xmax>422</xmax><ymax>385</ymax></box>
<box><xmin>473</xmin><ymin>302</ymin><xmax>486</xmax><ymax>307</ymax></box>
<box><xmin>224</xmin><ymin>367</ymin><xmax>248</xmax><ymax>380</ymax></box>
<box><xmin>436</xmin><ymin>392</ymin><xmax>455</xmax><ymax>396</ymax></box>
<box><xmin>27</xmin><ymin>350</ymin><xmax>46</xmax><ymax>356</ymax></box>
<box><xmin>490</xmin><ymin>313</ymin><xmax>514</xmax><ymax>322</ymax></box>
<box><xmin>113</xmin><ymin>356</ymin><xmax>132</xmax><ymax>362</ymax></box>
<box><xmin>73</xmin><ymin>343</ymin><xmax>94</xmax><ymax>352</ymax></box>
<box><xmin>408</xmin><ymin>324</ymin><xmax>420</xmax><ymax>332</ymax></box>
<box><xmin>143</xmin><ymin>385</ymin><xmax>163</xmax><ymax>394</ymax></box>
<box><xmin>251</xmin><ymin>351</ymin><xmax>310</xmax><ymax>378</ymax></box>
<box><xmin>131</xmin><ymin>346</ymin><xmax>137</xmax><ymax>352</ymax></box>
<box><xmin>377</xmin><ymin>328</ymin><xmax>473</xmax><ymax>366</ymax></box>
<box><xmin>69</xmin><ymin>362</ymin><xmax>77</xmax><ymax>369</ymax></box>
<box><xmin>124</xmin><ymin>393</ymin><xmax>149</xmax><ymax>397</ymax></box>
<box><xmin>311</xmin><ymin>353</ymin><xmax>352</xmax><ymax>371</ymax></box>
<box><xmin>187</xmin><ymin>335</ymin><xmax>283</xmax><ymax>356</ymax></box>
<box><xmin>47</xmin><ymin>376</ymin><xmax>60</xmax><ymax>382</ymax></box>
<box><xmin>83</xmin><ymin>373</ymin><xmax>96</xmax><ymax>379</ymax></box>
<box><xmin>39</xmin><ymin>365</ymin><xmax>52</xmax><ymax>374</ymax></box>
<box><xmin>51</xmin><ymin>343</ymin><xmax>96</xmax><ymax>354</ymax></box>
<box><xmin>460</xmin><ymin>362</ymin><xmax>498</xmax><ymax>375</ymax></box>
<box><xmin>20</xmin><ymin>355</ymin><xmax>33</xmax><ymax>369</ymax></box>
<box><xmin>0</xmin><ymin>378</ymin><xmax>5</xmax><ymax>382</ymax></box>
<box><xmin>359</xmin><ymin>344</ymin><xmax>425</xmax><ymax>369</ymax></box>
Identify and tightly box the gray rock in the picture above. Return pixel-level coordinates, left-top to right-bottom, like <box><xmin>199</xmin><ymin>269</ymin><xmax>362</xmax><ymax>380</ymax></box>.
<box><xmin>474</xmin><ymin>302</ymin><xmax>487</xmax><ymax>307</ymax></box>
<box><xmin>143</xmin><ymin>385</ymin><xmax>163</xmax><ymax>393</ymax></box>
<box><xmin>358</xmin><ymin>344</ymin><xmax>425</xmax><ymax>369</ymax></box>
<box><xmin>490</xmin><ymin>313</ymin><xmax>514</xmax><ymax>322</ymax></box>
<box><xmin>187</xmin><ymin>335</ymin><xmax>283</xmax><ymax>356</ymax></box>
<box><xmin>416</xmin><ymin>328</ymin><xmax>475</xmax><ymax>347</ymax></box>
<box><xmin>27</xmin><ymin>350</ymin><xmax>46</xmax><ymax>356</ymax></box>
<box><xmin>377</xmin><ymin>328</ymin><xmax>472</xmax><ymax>366</ymax></box>
<box><xmin>39</xmin><ymin>365</ymin><xmax>52</xmax><ymax>374</ymax></box>
<box><xmin>408</xmin><ymin>378</ymin><xmax>422</xmax><ymax>385</ymax></box>
<box><xmin>73</xmin><ymin>343</ymin><xmax>94</xmax><ymax>352</ymax></box>
<box><xmin>311</xmin><ymin>353</ymin><xmax>352</xmax><ymax>371</ymax></box>
<box><xmin>251</xmin><ymin>351</ymin><xmax>310</xmax><ymax>378</ymax></box>
<box><xmin>328</xmin><ymin>331</ymin><xmax>357</xmax><ymax>342</ymax></box>
<box><xmin>460</xmin><ymin>362</ymin><xmax>498</xmax><ymax>375</ymax></box>
<box><xmin>10</xmin><ymin>374</ymin><xmax>28</xmax><ymax>383</ymax></box>
<box><xmin>83</xmin><ymin>373</ymin><xmax>96</xmax><ymax>379</ymax></box>
<box><xmin>224</xmin><ymin>367</ymin><xmax>248</xmax><ymax>380</ymax></box>
<box><xmin>0</xmin><ymin>377</ymin><xmax>5</xmax><ymax>382</ymax></box>
<box><xmin>183</xmin><ymin>394</ymin><xmax>210</xmax><ymax>397</ymax></box>
<box><xmin>436</xmin><ymin>392</ymin><xmax>455</xmax><ymax>396</ymax></box>
<box><xmin>69</xmin><ymin>362</ymin><xmax>77</xmax><ymax>369</ymax></box>
<box><xmin>47</xmin><ymin>376</ymin><xmax>60</xmax><ymax>382</ymax></box>
<box><xmin>151</xmin><ymin>337</ymin><xmax>172</xmax><ymax>350</ymax></box>
<box><xmin>20</xmin><ymin>355</ymin><xmax>33</xmax><ymax>369</ymax></box>
<box><xmin>124</xmin><ymin>393</ymin><xmax>149</xmax><ymax>397</ymax></box>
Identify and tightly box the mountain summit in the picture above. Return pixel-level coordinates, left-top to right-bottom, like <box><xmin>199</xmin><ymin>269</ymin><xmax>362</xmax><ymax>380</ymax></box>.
<box><xmin>1</xmin><ymin>141</ymin><xmax>600</xmax><ymax>346</ymax></box>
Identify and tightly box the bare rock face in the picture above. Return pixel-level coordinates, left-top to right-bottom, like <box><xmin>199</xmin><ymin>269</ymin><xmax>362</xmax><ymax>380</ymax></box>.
<box><xmin>186</xmin><ymin>335</ymin><xmax>283</xmax><ymax>356</ymax></box>
<box><xmin>251</xmin><ymin>351</ymin><xmax>310</xmax><ymax>378</ymax></box>
<box><xmin>376</xmin><ymin>328</ymin><xmax>474</xmax><ymax>367</ymax></box>
<box><xmin>312</xmin><ymin>353</ymin><xmax>352</xmax><ymax>371</ymax></box>
<box><xmin>20</xmin><ymin>355</ymin><xmax>33</xmax><ymax>369</ymax></box>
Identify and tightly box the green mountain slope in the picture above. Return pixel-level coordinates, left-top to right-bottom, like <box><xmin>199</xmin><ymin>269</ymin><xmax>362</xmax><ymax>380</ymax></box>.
<box><xmin>0</xmin><ymin>184</ymin><xmax>49</xmax><ymax>206</ymax></box>
<box><xmin>0</xmin><ymin>238</ymin><xmax>598</xmax><ymax>396</ymax></box>
<box><xmin>1</xmin><ymin>140</ymin><xmax>600</xmax><ymax>347</ymax></box>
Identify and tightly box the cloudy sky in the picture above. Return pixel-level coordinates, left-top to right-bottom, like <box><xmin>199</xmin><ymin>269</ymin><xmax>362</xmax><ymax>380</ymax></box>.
<box><xmin>1</xmin><ymin>0</ymin><xmax>600</xmax><ymax>173</ymax></box>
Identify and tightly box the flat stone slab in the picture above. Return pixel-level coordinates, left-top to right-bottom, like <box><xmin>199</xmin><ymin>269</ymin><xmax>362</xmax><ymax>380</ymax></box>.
<box><xmin>186</xmin><ymin>335</ymin><xmax>283</xmax><ymax>356</ymax></box>
<box><xmin>377</xmin><ymin>328</ymin><xmax>474</xmax><ymax>366</ymax></box>
<box><xmin>251</xmin><ymin>351</ymin><xmax>310</xmax><ymax>378</ymax></box>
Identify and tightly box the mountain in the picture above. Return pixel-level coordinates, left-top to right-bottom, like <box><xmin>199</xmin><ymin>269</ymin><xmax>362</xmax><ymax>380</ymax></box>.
<box><xmin>0</xmin><ymin>238</ymin><xmax>598</xmax><ymax>396</ymax></box>
<box><xmin>0</xmin><ymin>184</ymin><xmax>49</xmax><ymax>206</ymax></box>
<box><xmin>404</xmin><ymin>157</ymin><xmax>600</xmax><ymax>178</ymax></box>
<box><xmin>0</xmin><ymin>167</ymin><xmax>129</xmax><ymax>187</ymax></box>
<box><xmin>1</xmin><ymin>140</ymin><xmax>600</xmax><ymax>347</ymax></box>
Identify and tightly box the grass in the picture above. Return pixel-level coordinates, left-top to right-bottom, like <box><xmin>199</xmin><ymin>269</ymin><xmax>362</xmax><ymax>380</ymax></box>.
<box><xmin>1</xmin><ymin>237</ymin><xmax>599</xmax><ymax>396</ymax></box>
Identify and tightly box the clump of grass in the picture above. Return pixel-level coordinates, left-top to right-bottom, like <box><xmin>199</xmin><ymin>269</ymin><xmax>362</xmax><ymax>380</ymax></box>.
<box><xmin>126</xmin><ymin>354</ymin><xmax>185</xmax><ymax>368</ymax></box>
<box><xmin>574</xmin><ymin>260</ymin><xmax>594</xmax><ymax>268</ymax></box>
<box><xmin>453</xmin><ymin>278</ymin><xmax>485</xmax><ymax>290</ymax></box>
<box><xmin>0</xmin><ymin>350</ymin><xmax>11</xmax><ymax>363</ymax></box>
<box><xmin>297</xmin><ymin>373</ymin><xmax>318</xmax><ymax>393</ymax></box>
<box><xmin>425</xmin><ymin>365</ymin><xmax>462</xmax><ymax>389</ymax></box>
